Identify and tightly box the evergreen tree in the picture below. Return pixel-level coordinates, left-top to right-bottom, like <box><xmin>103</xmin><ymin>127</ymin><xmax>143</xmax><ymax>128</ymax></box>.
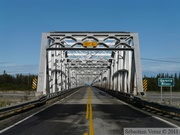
<box><xmin>0</xmin><ymin>73</ymin><xmax>37</xmax><ymax>90</ymax></box>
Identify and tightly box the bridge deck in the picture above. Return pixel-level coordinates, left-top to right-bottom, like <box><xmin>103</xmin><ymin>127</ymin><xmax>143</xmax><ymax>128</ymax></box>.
<box><xmin>0</xmin><ymin>87</ymin><xmax>178</xmax><ymax>135</ymax></box>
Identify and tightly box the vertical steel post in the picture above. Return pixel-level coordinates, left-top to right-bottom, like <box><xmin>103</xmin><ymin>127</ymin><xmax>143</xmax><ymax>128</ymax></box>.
<box><xmin>131</xmin><ymin>33</ymin><xmax>143</xmax><ymax>94</ymax></box>
<box><xmin>37</xmin><ymin>33</ymin><xmax>50</xmax><ymax>95</ymax></box>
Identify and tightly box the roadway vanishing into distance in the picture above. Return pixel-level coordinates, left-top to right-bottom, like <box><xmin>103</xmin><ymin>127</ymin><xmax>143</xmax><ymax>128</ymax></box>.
<box><xmin>0</xmin><ymin>87</ymin><xmax>179</xmax><ymax>135</ymax></box>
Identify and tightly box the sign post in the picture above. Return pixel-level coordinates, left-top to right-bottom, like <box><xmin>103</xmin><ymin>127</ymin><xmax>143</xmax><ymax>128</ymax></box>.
<box><xmin>158</xmin><ymin>78</ymin><xmax>174</xmax><ymax>104</ymax></box>
<box><xmin>161</xmin><ymin>86</ymin><xmax>162</xmax><ymax>102</ymax></box>
<box><xmin>170</xmin><ymin>86</ymin><xmax>172</xmax><ymax>105</ymax></box>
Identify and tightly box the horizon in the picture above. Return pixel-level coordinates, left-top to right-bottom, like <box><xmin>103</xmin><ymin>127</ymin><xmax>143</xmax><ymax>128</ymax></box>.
<box><xmin>0</xmin><ymin>0</ymin><xmax>180</xmax><ymax>77</ymax></box>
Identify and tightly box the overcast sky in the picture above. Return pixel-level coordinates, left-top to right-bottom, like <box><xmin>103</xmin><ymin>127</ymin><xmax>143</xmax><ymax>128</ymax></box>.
<box><xmin>0</xmin><ymin>0</ymin><xmax>180</xmax><ymax>76</ymax></box>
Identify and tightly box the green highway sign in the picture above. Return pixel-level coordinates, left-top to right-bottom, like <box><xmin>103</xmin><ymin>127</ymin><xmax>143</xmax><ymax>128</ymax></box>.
<box><xmin>158</xmin><ymin>78</ymin><xmax>174</xmax><ymax>87</ymax></box>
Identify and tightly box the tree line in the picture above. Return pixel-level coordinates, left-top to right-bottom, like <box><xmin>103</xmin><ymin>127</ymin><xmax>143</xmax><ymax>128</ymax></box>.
<box><xmin>0</xmin><ymin>70</ymin><xmax>180</xmax><ymax>91</ymax></box>
<box><xmin>0</xmin><ymin>71</ymin><xmax>37</xmax><ymax>90</ymax></box>
<box><xmin>143</xmin><ymin>73</ymin><xmax>180</xmax><ymax>91</ymax></box>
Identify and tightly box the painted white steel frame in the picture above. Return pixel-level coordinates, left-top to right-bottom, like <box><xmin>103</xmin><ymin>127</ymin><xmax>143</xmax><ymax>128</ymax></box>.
<box><xmin>37</xmin><ymin>32</ymin><xmax>143</xmax><ymax>95</ymax></box>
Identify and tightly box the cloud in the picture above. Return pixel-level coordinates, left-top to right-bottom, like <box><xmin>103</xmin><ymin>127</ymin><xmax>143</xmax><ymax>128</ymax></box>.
<box><xmin>169</xmin><ymin>33</ymin><xmax>180</xmax><ymax>38</ymax></box>
<box><xmin>142</xmin><ymin>60</ymin><xmax>180</xmax><ymax>76</ymax></box>
<box><xmin>1</xmin><ymin>58</ymin><xmax>180</xmax><ymax>77</ymax></box>
<box><xmin>0</xmin><ymin>63</ymin><xmax>38</xmax><ymax>75</ymax></box>
<box><xmin>0</xmin><ymin>62</ymin><xmax>13</xmax><ymax>66</ymax></box>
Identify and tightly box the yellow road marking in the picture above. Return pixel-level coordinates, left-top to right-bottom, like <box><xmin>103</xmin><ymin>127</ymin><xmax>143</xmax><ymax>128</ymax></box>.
<box><xmin>84</xmin><ymin>87</ymin><xmax>94</xmax><ymax>135</ymax></box>
<box><xmin>86</xmin><ymin>100</ymin><xmax>89</xmax><ymax>119</ymax></box>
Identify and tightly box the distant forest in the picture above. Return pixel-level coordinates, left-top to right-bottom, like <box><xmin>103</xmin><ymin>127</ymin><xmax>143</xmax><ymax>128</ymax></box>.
<box><xmin>0</xmin><ymin>70</ymin><xmax>180</xmax><ymax>91</ymax></box>
<box><xmin>0</xmin><ymin>71</ymin><xmax>37</xmax><ymax>90</ymax></box>
<box><xmin>143</xmin><ymin>73</ymin><xmax>180</xmax><ymax>91</ymax></box>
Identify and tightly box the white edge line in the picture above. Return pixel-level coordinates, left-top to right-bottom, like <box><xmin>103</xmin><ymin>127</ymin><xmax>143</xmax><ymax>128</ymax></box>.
<box><xmin>0</xmin><ymin>87</ymin><xmax>84</xmax><ymax>134</ymax></box>
<box><xmin>117</xmin><ymin>96</ymin><xmax>180</xmax><ymax>128</ymax></box>
<box><xmin>0</xmin><ymin>107</ymin><xmax>46</xmax><ymax>134</ymax></box>
<box><xmin>89</xmin><ymin>88</ymin><xmax>180</xmax><ymax>128</ymax></box>
<box><xmin>152</xmin><ymin>116</ymin><xmax>179</xmax><ymax>128</ymax></box>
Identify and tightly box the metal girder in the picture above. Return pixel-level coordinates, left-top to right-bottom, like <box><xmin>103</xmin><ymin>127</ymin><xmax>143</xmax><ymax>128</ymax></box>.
<box><xmin>47</xmin><ymin>48</ymin><xmax>134</xmax><ymax>51</ymax></box>
<box><xmin>37</xmin><ymin>32</ymin><xmax>143</xmax><ymax>95</ymax></box>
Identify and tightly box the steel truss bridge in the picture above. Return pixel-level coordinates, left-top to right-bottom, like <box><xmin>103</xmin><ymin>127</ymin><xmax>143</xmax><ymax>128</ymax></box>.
<box><xmin>1</xmin><ymin>32</ymin><xmax>180</xmax><ymax>135</ymax></box>
<box><xmin>37</xmin><ymin>31</ymin><xmax>143</xmax><ymax>95</ymax></box>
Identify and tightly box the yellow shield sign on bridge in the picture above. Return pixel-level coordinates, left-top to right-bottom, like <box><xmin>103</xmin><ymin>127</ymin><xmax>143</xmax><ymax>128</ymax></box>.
<box><xmin>83</xmin><ymin>41</ymin><xmax>98</xmax><ymax>47</ymax></box>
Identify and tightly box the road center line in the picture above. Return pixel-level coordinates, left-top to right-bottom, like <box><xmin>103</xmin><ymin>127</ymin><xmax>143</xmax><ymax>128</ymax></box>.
<box><xmin>84</xmin><ymin>87</ymin><xmax>94</xmax><ymax>135</ymax></box>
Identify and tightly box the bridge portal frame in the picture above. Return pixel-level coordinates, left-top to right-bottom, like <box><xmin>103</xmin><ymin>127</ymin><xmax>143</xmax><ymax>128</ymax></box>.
<box><xmin>37</xmin><ymin>32</ymin><xmax>143</xmax><ymax>96</ymax></box>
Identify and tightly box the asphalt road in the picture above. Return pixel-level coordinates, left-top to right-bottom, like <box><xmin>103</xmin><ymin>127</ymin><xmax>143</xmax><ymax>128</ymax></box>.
<box><xmin>0</xmin><ymin>87</ymin><xmax>179</xmax><ymax>135</ymax></box>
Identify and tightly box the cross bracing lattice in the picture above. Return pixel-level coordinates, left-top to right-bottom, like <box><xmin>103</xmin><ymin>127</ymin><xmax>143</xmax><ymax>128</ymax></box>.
<box><xmin>37</xmin><ymin>32</ymin><xmax>143</xmax><ymax>95</ymax></box>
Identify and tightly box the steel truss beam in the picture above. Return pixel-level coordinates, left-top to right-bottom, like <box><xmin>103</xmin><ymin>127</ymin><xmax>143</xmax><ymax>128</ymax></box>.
<box><xmin>37</xmin><ymin>32</ymin><xmax>143</xmax><ymax>95</ymax></box>
<box><xmin>47</xmin><ymin>48</ymin><xmax>134</xmax><ymax>51</ymax></box>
